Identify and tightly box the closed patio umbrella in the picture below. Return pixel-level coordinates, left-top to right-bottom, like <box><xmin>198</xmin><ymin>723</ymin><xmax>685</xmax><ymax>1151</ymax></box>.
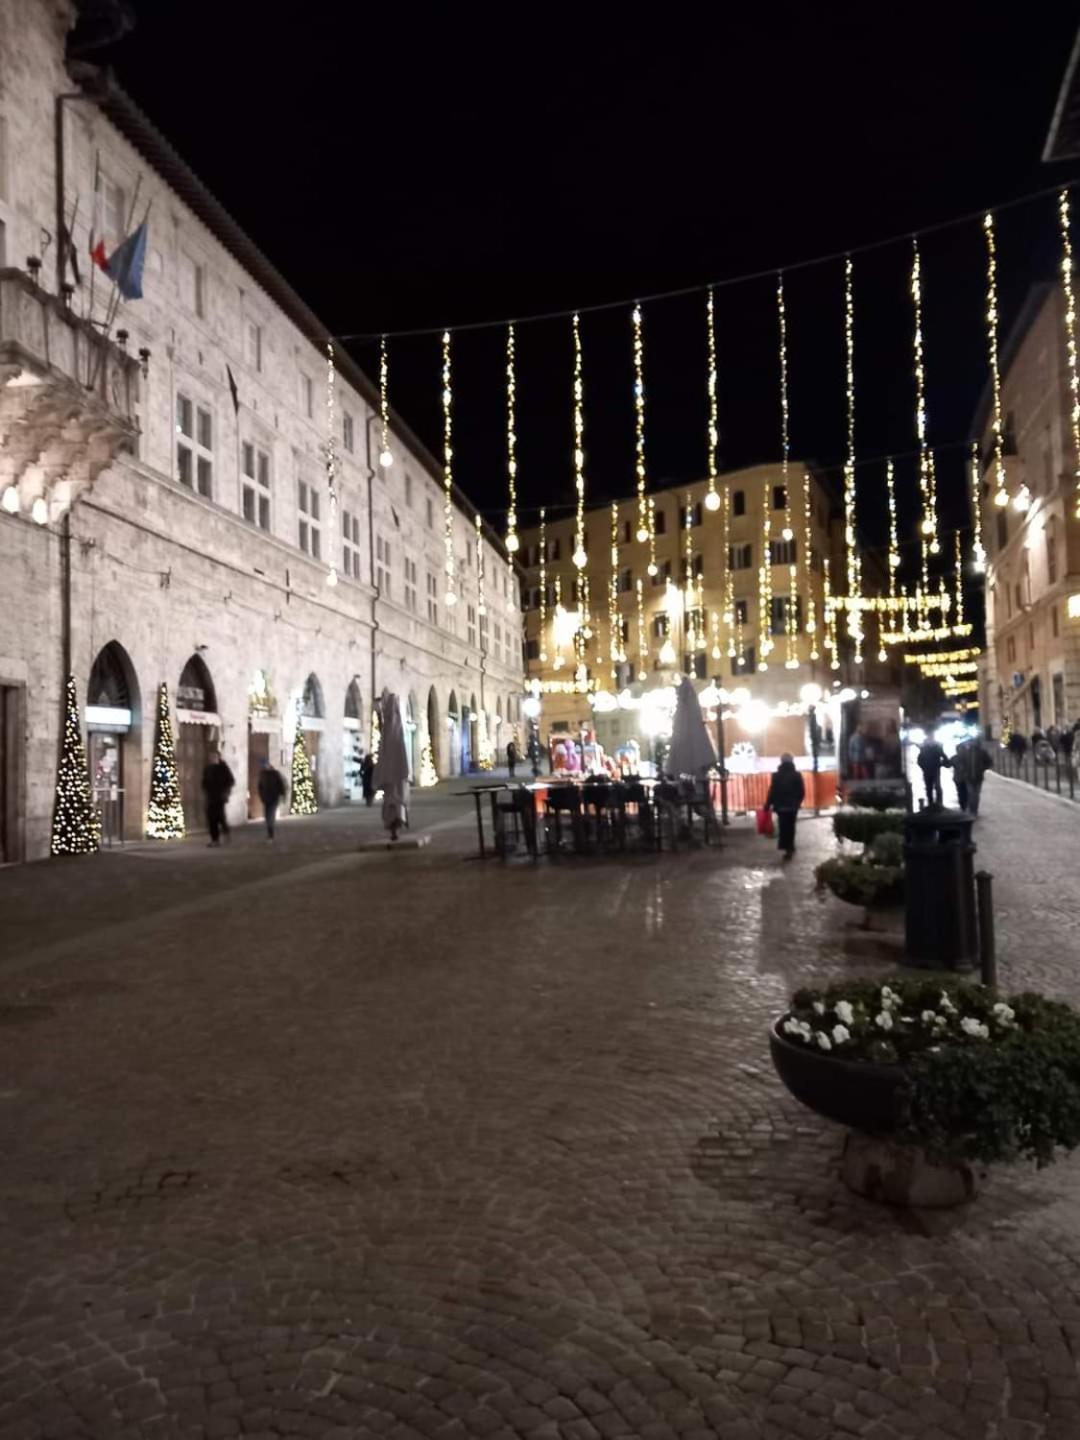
<box><xmin>373</xmin><ymin>688</ymin><xmax>410</xmax><ymax>839</ymax></box>
<box><xmin>668</xmin><ymin>676</ymin><xmax>717</xmax><ymax>777</ymax></box>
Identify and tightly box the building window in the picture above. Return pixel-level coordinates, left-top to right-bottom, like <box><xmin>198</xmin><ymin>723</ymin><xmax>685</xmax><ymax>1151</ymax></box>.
<box><xmin>678</xmin><ymin>502</ymin><xmax>703</xmax><ymax>529</ymax></box>
<box><xmin>728</xmin><ymin>543</ymin><xmax>753</xmax><ymax>571</ymax></box>
<box><xmin>426</xmin><ymin>496</ymin><xmax>434</xmax><ymax>529</ymax></box>
<box><xmin>494</xmin><ymin>621</ymin><xmax>503</xmax><ymax>663</ymax></box>
<box><xmin>652</xmin><ymin>614</ymin><xmax>670</xmax><ymax>639</ymax></box>
<box><xmin>549</xmin><ymin>537</ymin><xmax>561</xmax><ymax>561</ymax></box>
<box><xmin>426</xmin><ymin>572</ymin><xmax>439</xmax><ymax>624</ymax></box>
<box><xmin>1053</xmin><ymin>606</ymin><xmax>1060</xmax><ymax>639</ymax></box>
<box><xmin>1048</xmin><ymin>534</ymin><xmax>1058</xmax><ymax>585</ymax></box>
<box><xmin>622</xmin><ymin>520</ymin><xmax>632</xmax><ymax>544</ymax></box>
<box><xmin>734</xmin><ymin>599</ymin><xmax>749</xmax><ymax>625</ymax></box>
<box><xmin>734</xmin><ymin>646</ymin><xmax>754</xmax><ymax>675</ymax></box>
<box><xmin>342</xmin><ymin>510</ymin><xmax>361</xmax><ymax>577</ymax></box>
<box><xmin>684</xmin><ymin>652</ymin><xmax>707</xmax><ymax>679</ymax></box>
<box><xmin>405</xmin><ymin>472</ymin><xmax>413</xmax><ymax>508</ymax></box>
<box><xmin>772</xmin><ymin>485</ymin><xmax>787</xmax><ymax>511</ymax></box>
<box><xmin>1015</xmin><ymin>582</ymin><xmax>1023</xmax><ymax>613</ymax></box>
<box><xmin>375</xmin><ymin>534</ymin><xmax>391</xmax><ymax>594</ymax></box>
<box><xmin>404</xmin><ymin>556</ymin><xmax>418</xmax><ymax>611</ymax></box>
<box><xmin>620</xmin><ymin>567</ymin><xmax>634</xmax><ymax>593</ymax></box>
<box><xmin>732</xmin><ymin>490</ymin><xmax>746</xmax><ymax>517</ymax></box>
<box><xmin>1006</xmin><ymin>636</ymin><xmax>1016</xmax><ymax>665</ymax></box>
<box><xmin>653</xmin><ymin>509</ymin><xmax>667</xmax><ymax>536</ymax></box>
<box><xmin>342</xmin><ymin>412</ymin><xmax>355</xmax><ymax>453</ymax></box>
<box><xmin>467</xmin><ymin>604</ymin><xmax>477</xmax><ymax>648</ymax></box>
<box><xmin>181</xmin><ymin>254</ymin><xmax>205</xmax><ymax>318</ymax></box>
<box><xmin>176</xmin><ymin>393</ymin><xmax>213</xmax><ymax>497</ymax></box>
<box><xmin>241</xmin><ymin>441</ymin><xmax>271</xmax><ymax>530</ymax></box>
<box><xmin>105</xmin><ymin>177</ymin><xmax>126</xmax><ymax>245</ymax></box>
<box><xmin>650</xmin><ymin>559</ymin><xmax>673</xmax><ymax>586</ymax></box>
<box><xmin>297</xmin><ymin>480</ymin><xmax>321</xmax><ymax>557</ymax></box>
<box><xmin>479</xmin><ymin>612</ymin><xmax>489</xmax><ymax>652</ymax></box>
<box><xmin>300</xmin><ymin>371</ymin><xmax>313</xmax><ymax>418</ymax></box>
<box><xmin>692</xmin><ymin>553</ymin><xmax>704</xmax><ymax>578</ymax></box>
<box><xmin>769</xmin><ymin>537</ymin><xmax>797</xmax><ymax>567</ymax></box>
<box><xmin>770</xmin><ymin>595</ymin><xmax>803</xmax><ymax>636</ymax></box>
<box><xmin>526</xmin><ymin>638</ymin><xmax>540</xmax><ymax>661</ymax></box>
<box><xmin>245</xmin><ymin>321</ymin><xmax>262</xmax><ymax>373</ymax></box>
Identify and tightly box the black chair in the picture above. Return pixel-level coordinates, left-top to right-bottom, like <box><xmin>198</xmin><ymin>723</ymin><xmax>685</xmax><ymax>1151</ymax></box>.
<box><xmin>544</xmin><ymin>786</ymin><xmax>584</xmax><ymax>855</ymax></box>
<box><xmin>582</xmin><ymin>780</ymin><xmax>620</xmax><ymax>851</ymax></box>
<box><xmin>491</xmin><ymin>786</ymin><xmax>538</xmax><ymax>860</ymax></box>
<box><xmin>621</xmin><ymin>781</ymin><xmax>659</xmax><ymax>852</ymax></box>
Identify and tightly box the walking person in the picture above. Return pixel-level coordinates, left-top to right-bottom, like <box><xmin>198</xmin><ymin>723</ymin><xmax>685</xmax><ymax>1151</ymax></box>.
<box><xmin>360</xmin><ymin>751</ymin><xmax>375</xmax><ymax>807</ymax></box>
<box><xmin>954</xmin><ymin>740</ymin><xmax>992</xmax><ymax>817</ymax></box>
<box><xmin>916</xmin><ymin>736</ymin><xmax>950</xmax><ymax>810</ymax></box>
<box><xmin>506</xmin><ymin>738</ymin><xmax>519</xmax><ymax>780</ymax></box>
<box><xmin>202</xmin><ymin>749</ymin><xmax>235</xmax><ymax>846</ymax></box>
<box><xmin>257</xmin><ymin>758</ymin><xmax>287</xmax><ymax>841</ymax></box>
<box><xmin>766</xmin><ymin>752</ymin><xmax>805</xmax><ymax>861</ymax></box>
<box><xmin>952</xmin><ymin>740</ymin><xmax>971</xmax><ymax>813</ymax></box>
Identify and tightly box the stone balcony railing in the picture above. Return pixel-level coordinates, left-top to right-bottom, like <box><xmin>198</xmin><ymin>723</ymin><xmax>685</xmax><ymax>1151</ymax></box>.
<box><xmin>0</xmin><ymin>268</ymin><xmax>141</xmax><ymax>523</ymax></box>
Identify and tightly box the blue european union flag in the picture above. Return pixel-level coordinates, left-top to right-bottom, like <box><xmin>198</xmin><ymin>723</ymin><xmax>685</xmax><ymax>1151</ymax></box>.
<box><xmin>105</xmin><ymin>220</ymin><xmax>149</xmax><ymax>301</ymax></box>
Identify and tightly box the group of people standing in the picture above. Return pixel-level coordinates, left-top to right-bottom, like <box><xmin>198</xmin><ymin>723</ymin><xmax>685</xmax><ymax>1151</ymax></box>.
<box><xmin>1007</xmin><ymin>722</ymin><xmax>1079</xmax><ymax>767</ymax></box>
<box><xmin>915</xmin><ymin>735</ymin><xmax>991</xmax><ymax>815</ymax></box>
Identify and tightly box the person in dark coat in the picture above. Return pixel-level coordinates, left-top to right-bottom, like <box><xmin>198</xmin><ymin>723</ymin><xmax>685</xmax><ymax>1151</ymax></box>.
<box><xmin>916</xmin><ymin>737</ymin><xmax>950</xmax><ymax>809</ymax></box>
<box><xmin>360</xmin><ymin>752</ymin><xmax>376</xmax><ymax>806</ymax></box>
<box><xmin>202</xmin><ymin>750</ymin><xmax>235</xmax><ymax>846</ymax></box>
<box><xmin>256</xmin><ymin>759</ymin><xmax>287</xmax><ymax>841</ymax></box>
<box><xmin>506</xmin><ymin>739</ymin><xmax>519</xmax><ymax>779</ymax></box>
<box><xmin>766</xmin><ymin>752</ymin><xmax>806</xmax><ymax>860</ymax></box>
<box><xmin>1062</xmin><ymin>723</ymin><xmax>1076</xmax><ymax>766</ymax></box>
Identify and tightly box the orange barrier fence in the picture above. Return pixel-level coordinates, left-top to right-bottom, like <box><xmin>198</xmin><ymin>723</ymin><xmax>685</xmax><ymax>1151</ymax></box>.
<box><xmin>525</xmin><ymin>770</ymin><xmax>837</xmax><ymax>818</ymax></box>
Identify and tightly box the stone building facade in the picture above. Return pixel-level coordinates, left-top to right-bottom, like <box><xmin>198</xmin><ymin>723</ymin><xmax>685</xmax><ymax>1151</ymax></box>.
<box><xmin>977</xmin><ymin>282</ymin><xmax>1080</xmax><ymax>738</ymax></box>
<box><xmin>0</xmin><ymin>0</ymin><xmax>523</xmax><ymax>862</ymax></box>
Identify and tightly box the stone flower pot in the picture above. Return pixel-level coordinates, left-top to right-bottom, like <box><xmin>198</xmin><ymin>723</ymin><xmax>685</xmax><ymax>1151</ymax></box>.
<box><xmin>769</xmin><ymin>1021</ymin><xmax>977</xmax><ymax>1207</ymax></box>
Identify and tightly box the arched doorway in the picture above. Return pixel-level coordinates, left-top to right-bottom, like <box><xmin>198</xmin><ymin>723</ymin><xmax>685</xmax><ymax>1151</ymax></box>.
<box><xmin>343</xmin><ymin>679</ymin><xmax>364</xmax><ymax>801</ymax></box>
<box><xmin>405</xmin><ymin>692</ymin><xmax>419</xmax><ymax>782</ymax></box>
<box><xmin>427</xmin><ymin>687</ymin><xmax>441</xmax><ymax>776</ymax></box>
<box><xmin>447</xmin><ymin>690</ymin><xmax>461</xmax><ymax>777</ymax></box>
<box><xmin>300</xmin><ymin>672</ymin><xmax>325</xmax><ymax>804</ymax></box>
<box><xmin>86</xmin><ymin>640</ymin><xmax>141</xmax><ymax>841</ymax></box>
<box><xmin>176</xmin><ymin>654</ymin><xmax>219</xmax><ymax>833</ymax></box>
<box><xmin>247</xmin><ymin>668</ymin><xmax>278</xmax><ymax>819</ymax></box>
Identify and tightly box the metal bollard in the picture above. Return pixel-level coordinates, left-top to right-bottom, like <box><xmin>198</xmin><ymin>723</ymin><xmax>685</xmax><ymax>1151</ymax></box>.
<box><xmin>976</xmin><ymin>870</ymin><xmax>996</xmax><ymax>989</ymax></box>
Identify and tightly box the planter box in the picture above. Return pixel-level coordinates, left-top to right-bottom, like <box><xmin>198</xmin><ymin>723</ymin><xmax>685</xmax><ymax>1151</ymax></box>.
<box><xmin>769</xmin><ymin>1021</ymin><xmax>907</xmax><ymax>1134</ymax></box>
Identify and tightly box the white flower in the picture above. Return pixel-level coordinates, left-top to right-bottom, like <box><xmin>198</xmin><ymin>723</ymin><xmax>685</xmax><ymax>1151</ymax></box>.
<box><xmin>835</xmin><ymin>1001</ymin><xmax>854</xmax><ymax>1026</ymax></box>
<box><xmin>783</xmin><ymin>1018</ymin><xmax>802</xmax><ymax>1036</ymax></box>
<box><xmin>879</xmin><ymin>987</ymin><xmax>899</xmax><ymax>1010</ymax></box>
<box><xmin>899</xmin><ymin>1015</ymin><xmax>915</xmax><ymax>1024</ymax></box>
<box><xmin>939</xmin><ymin>991</ymin><xmax>957</xmax><ymax>1013</ymax></box>
<box><xmin>920</xmin><ymin>1010</ymin><xmax>938</xmax><ymax>1025</ymax></box>
<box><xmin>960</xmin><ymin>1017</ymin><xmax>990</xmax><ymax>1039</ymax></box>
<box><xmin>875</xmin><ymin>1011</ymin><xmax>894</xmax><ymax>1031</ymax></box>
<box><xmin>813</xmin><ymin>1001</ymin><xmax>826</xmax><ymax>1016</ymax></box>
<box><xmin>832</xmin><ymin>1024</ymin><xmax>851</xmax><ymax>1045</ymax></box>
<box><xmin>992</xmin><ymin>1002</ymin><xmax>1015</xmax><ymax>1025</ymax></box>
<box><xmin>816</xmin><ymin>1032</ymin><xmax>832</xmax><ymax>1051</ymax></box>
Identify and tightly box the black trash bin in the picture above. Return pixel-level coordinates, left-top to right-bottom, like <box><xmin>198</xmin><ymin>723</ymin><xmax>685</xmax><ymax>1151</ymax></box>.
<box><xmin>903</xmin><ymin>809</ymin><xmax>977</xmax><ymax>971</ymax></box>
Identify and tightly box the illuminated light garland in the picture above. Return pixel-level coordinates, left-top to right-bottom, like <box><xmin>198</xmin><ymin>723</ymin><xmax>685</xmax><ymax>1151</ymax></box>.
<box><xmin>648</xmin><ymin>496</ymin><xmax>658</xmax><ymax>578</ymax></box>
<box><xmin>291</xmin><ymin>705</ymin><xmax>318</xmax><ymax>815</ymax></box>
<box><xmin>325</xmin><ymin>342</ymin><xmax>339</xmax><ymax>587</ymax></box>
<box><xmin>882</xmin><ymin>621</ymin><xmax>973</xmax><ymax>646</ymax></box>
<box><xmin>571</xmin><ymin>313</ymin><xmax>588</xmax><ymax>569</ymax></box>
<box><xmin>775</xmin><ymin>272</ymin><xmax>799</xmax><ymax>670</ymax></box>
<box><xmin>824</xmin><ymin>558</ymin><xmax>840</xmax><ymax>671</ymax></box>
<box><xmin>983</xmin><ymin>214</ymin><xmax>1008</xmax><ymax>509</ymax></box>
<box><xmin>504</xmin><ymin>324</ymin><xmax>519</xmax><ymax>552</ymax></box>
<box><xmin>843</xmin><ymin>256</ymin><xmax>863</xmax><ymax>663</ymax></box>
<box><xmin>475</xmin><ymin>512</ymin><xmax>486</xmax><ymax>618</ymax></box>
<box><xmin>696</xmin><ymin>575</ymin><xmax>706</xmax><ymax>651</ymax></box>
<box><xmin>969</xmin><ymin>444</ymin><xmax>987</xmax><ymax>572</ymax></box>
<box><xmin>538</xmin><ymin>507</ymin><xmax>548</xmax><ymax>663</ymax></box>
<box><xmin>704</xmin><ymin>289</ymin><xmax>721</xmax><ymax>512</ymax></box>
<box><xmin>910</xmin><ymin>658</ymin><xmax>981</xmax><ymax>677</ymax></box>
<box><xmin>801</xmin><ymin>469</ymin><xmax>818</xmax><ymax>659</ymax></box>
<box><xmin>50</xmin><ymin>674</ymin><xmax>101</xmax><ymax>855</ymax></box>
<box><xmin>880</xmin><ymin>457</ymin><xmax>901</xmax><ymax>658</ymax></box>
<box><xmin>632</xmin><ymin>304</ymin><xmax>649</xmax><ymax>543</ymax></box>
<box><xmin>911</xmin><ymin>237</ymin><xmax>941</xmax><ymax>572</ymax></box>
<box><xmin>723</xmin><ymin>476</ymin><xmax>736</xmax><ymax>659</ymax></box>
<box><xmin>953</xmin><ymin>529</ymin><xmax>965</xmax><ymax>631</ymax></box>
<box><xmin>711</xmin><ymin>609</ymin><xmax>722</xmax><ymax>661</ymax></box>
<box><xmin>903</xmin><ymin>647</ymin><xmax>983</xmax><ymax>665</ymax></box>
<box><xmin>684</xmin><ymin>491</ymin><xmax>695</xmax><ymax>653</ymax></box>
<box><xmin>145</xmin><ymin>681</ymin><xmax>185</xmax><ymax>840</ymax></box>
<box><xmin>441</xmin><ymin>330</ymin><xmax>457</xmax><ymax>606</ymax></box>
<box><xmin>553</xmin><ymin>573</ymin><xmax>564</xmax><ymax>671</ymax></box>
<box><xmin>1060</xmin><ymin>191</ymin><xmax>1080</xmax><ymax>520</ymax></box>
<box><xmin>609</xmin><ymin>501</ymin><xmax>620</xmax><ymax>680</ymax></box>
<box><xmin>378</xmin><ymin>334</ymin><xmax>393</xmax><ymax>468</ymax></box>
<box><xmin>636</xmin><ymin>577</ymin><xmax>648</xmax><ymax>680</ymax></box>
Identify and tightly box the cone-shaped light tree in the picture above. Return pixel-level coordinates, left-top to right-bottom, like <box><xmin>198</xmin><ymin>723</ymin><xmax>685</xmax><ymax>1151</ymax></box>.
<box><xmin>291</xmin><ymin>718</ymin><xmax>318</xmax><ymax>815</ymax></box>
<box><xmin>146</xmin><ymin>681</ymin><xmax>186</xmax><ymax>839</ymax></box>
<box><xmin>50</xmin><ymin>675</ymin><xmax>101</xmax><ymax>855</ymax></box>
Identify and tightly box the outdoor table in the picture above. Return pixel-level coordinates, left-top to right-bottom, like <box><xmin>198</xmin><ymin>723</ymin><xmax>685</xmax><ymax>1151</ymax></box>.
<box><xmin>453</xmin><ymin>784</ymin><xmax>508</xmax><ymax>859</ymax></box>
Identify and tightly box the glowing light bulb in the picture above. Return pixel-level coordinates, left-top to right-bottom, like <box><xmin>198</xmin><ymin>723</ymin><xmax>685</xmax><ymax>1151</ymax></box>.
<box><xmin>782</xmin><ymin>527</ymin><xmax>793</xmax><ymax>542</ymax></box>
<box><xmin>573</xmin><ymin>545</ymin><xmax>587</xmax><ymax>569</ymax></box>
<box><xmin>1</xmin><ymin>486</ymin><xmax>19</xmax><ymax>514</ymax></box>
<box><xmin>994</xmin><ymin>489</ymin><xmax>1008</xmax><ymax>508</ymax></box>
<box><xmin>379</xmin><ymin>449</ymin><xmax>393</xmax><ymax>469</ymax></box>
<box><xmin>326</xmin><ymin>568</ymin><xmax>338</xmax><ymax>588</ymax></box>
<box><xmin>659</xmin><ymin>638</ymin><xmax>676</xmax><ymax>666</ymax></box>
<box><xmin>1014</xmin><ymin>487</ymin><xmax>1031</xmax><ymax>513</ymax></box>
<box><xmin>31</xmin><ymin>497</ymin><xmax>48</xmax><ymax>525</ymax></box>
<box><xmin>647</xmin><ymin>561</ymin><xmax>658</xmax><ymax>577</ymax></box>
<box><xmin>704</xmin><ymin>489</ymin><xmax>720</xmax><ymax>512</ymax></box>
<box><xmin>506</xmin><ymin>532</ymin><xmax>519</xmax><ymax>553</ymax></box>
<box><xmin>636</xmin><ymin>524</ymin><xmax>649</xmax><ymax>543</ymax></box>
<box><xmin>445</xmin><ymin>590</ymin><xmax>457</xmax><ymax>607</ymax></box>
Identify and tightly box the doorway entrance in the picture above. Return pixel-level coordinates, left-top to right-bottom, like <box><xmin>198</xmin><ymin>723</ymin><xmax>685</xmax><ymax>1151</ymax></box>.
<box><xmin>86</xmin><ymin>641</ymin><xmax>140</xmax><ymax>842</ymax></box>
<box><xmin>247</xmin><ymin>730</ymin><xmax>270</xmax><ymax>819</ymax></box>
<box><xmin>0</xmin><ymin>684</ymin><xmax>24</xmax><ymax>864</ymax></box>
<box><xmin>177</xmin><ymin>654</ymin><xmax>219</xmax><ymax>833</ymax></box>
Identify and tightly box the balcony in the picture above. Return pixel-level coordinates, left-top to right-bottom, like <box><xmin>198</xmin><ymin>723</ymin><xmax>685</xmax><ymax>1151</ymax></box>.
<box><xmin>0</xmin><ymin>268</ymin><xmax>141</xmax><ymax>523</ymax></box>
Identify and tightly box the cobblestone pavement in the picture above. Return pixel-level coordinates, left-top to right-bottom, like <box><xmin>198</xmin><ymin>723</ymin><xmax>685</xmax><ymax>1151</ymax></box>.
<box><xmin>1</xmin><ymin>780</ymin><xmax>1080</xmax><ymax>1440</ymax></box>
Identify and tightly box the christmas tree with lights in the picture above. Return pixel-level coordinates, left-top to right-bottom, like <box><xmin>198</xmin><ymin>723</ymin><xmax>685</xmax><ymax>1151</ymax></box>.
<box><xmin>418</xmin><ymin>736</ymin><xmax>439</xmax><ymax>787</ymax></box>
<box><xmin>370</xmin><ymin>705</ymin><xmax>381</xmax><ymax>764</ymax></box>
<box><xmin>146</xmin><ymin>681</ymin><xmax>186</xmax><ymax>839</ymax></box>
<box><xmin>291</xmin><ymin>724</ymin><xmax>318</xmax><ymax>815</ymax></box>
<box><xmin>50</xmin><ymin>674</ymin><xmax>101</xmax><ymax>856</ymax></box>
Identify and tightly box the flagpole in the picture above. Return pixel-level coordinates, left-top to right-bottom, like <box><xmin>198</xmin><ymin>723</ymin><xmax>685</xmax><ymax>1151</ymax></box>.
<box><xmin>86</xmin><ymin>151</ymin><xmax>99</xmax><ymax>387</ymax></box>
<box><xmin>90</xmin><ymin>178</ymin><xmax>144</xmax><ymax>392</ymax></box>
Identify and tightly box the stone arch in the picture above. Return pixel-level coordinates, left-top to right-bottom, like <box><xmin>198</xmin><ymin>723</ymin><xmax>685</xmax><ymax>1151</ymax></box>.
<box><xmin>405</xmin><ymin>690</ymin><xmax>419</xmax><ymax>782</ymax></box>
<box><xmin>302</xmin><ymin>672</ymin><xmax>325</xmax><ymax>718</ymax></box>
<box><xmin>176</xmin><ymin>653</ymin><xmax>219</xmax><ymax>833</ymax></box>
<box><xmin>447</xmin><ymin>689</ymin><xmax>461</xmax><ymax>778</ymax></box>
<box><xmin>343</xmin><ymin>679</ymin><xmax>364</xmax><ymax>800</ymax></box>
<box><xmin>86</xmin><ymin>640</ymin><xmax>142</xmax><ymax>841</ymax></box>
<box><xmin>427</xmin><ymin>686</ymin><xmax>441</xmax><ymax>776</ymax></box>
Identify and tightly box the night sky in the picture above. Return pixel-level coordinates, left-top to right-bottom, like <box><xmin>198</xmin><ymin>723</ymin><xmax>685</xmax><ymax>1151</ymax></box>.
<box><xmin>99</xmin><ymin>4</ymin><xmax>1079</xmax><ymax>572</ymax></box>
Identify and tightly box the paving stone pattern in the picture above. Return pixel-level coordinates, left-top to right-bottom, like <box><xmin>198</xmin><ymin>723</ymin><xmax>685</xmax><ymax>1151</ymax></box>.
<box><xmin>1</xmin><ymin>778</ymin><xmax>1080</xmax><ymax>1440</ymax></box>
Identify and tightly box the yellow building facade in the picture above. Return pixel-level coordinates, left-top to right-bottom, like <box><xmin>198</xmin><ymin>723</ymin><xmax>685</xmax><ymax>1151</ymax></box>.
<box><xmin>518</xmin><ymin>463</ymin><xmax>840</xmax><ymax>762</ymax></box>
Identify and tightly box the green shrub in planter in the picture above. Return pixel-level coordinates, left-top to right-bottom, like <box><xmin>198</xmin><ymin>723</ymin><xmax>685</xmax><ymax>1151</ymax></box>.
<box><xmin>846</xmin><ymin>786</ymin><xmax>902</xmax><ymax>811</ymax></box>
<box><xmin>778</xmin><ymin>977</ymin><xmax>1080</xmax><ymax>1167</ymax></box>
<box><xmin>816</xmin><ymin>854</ymin><xmax>904</xmax><ymax>907</ymax></box>
<box><xmin>869</xmin><ymin>831</ymin><xmax>904</xmax><ymax>868</ymax></box>
<box><xmin>833</xmin><ymin>809</ymin><xmax>906</xmax><ymax>845</ymax></box>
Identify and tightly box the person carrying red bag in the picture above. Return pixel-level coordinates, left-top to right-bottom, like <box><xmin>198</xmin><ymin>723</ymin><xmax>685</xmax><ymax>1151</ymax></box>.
<box><xmin>765</xmin><ymin>753</ymin><xmax>805</xmax><ymax>861</ymax></box>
